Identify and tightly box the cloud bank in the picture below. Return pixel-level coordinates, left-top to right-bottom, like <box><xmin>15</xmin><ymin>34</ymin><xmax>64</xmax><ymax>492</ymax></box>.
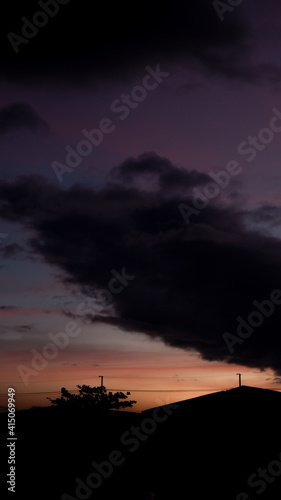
<box><xmin>1</xmin><ymin>153</ymin><xmax>281</xmax><ymax>375</ymax></box>
<box><xmin>1</xmin><ymin>0</ymin><xmax>263</xmax><ymax>85</ymax></box>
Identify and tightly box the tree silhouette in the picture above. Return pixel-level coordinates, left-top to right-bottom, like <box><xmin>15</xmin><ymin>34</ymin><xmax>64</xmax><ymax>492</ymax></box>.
<box><xmin>47</xmin><ymin>385</ymin><xmax>137</xmax><ymax>410</ymax></box>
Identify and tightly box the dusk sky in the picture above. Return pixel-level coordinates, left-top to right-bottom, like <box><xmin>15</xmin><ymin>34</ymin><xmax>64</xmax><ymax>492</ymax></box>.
<box><xmin>1</xmin><ymin>0</ymin><xmax>281</xmax><ymax>412</ymax></box>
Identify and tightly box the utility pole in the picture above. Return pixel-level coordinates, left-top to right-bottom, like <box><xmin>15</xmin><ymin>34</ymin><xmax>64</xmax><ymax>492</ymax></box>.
<box><xmin>236</xmin><ymin>373</ymin><xmax>242</xmax><ymax>387</ymax></box>
<box><xmin>99</xmin><ymin>375</ymin><xmax>103</xmax><ymax>388</ymax></box>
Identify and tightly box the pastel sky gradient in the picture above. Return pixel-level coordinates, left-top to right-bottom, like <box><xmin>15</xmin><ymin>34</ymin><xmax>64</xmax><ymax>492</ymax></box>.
<box><xmin>1</xmin><ymin>0</ymin><xmax>281</xmax><ymax>412</ymax></box>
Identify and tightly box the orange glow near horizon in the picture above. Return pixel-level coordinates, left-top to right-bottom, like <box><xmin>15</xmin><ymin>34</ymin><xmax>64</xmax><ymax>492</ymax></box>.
<box><xmin>1</xmin><ymin>319</ymin><xmax>280</xmax><ymax>413</ymax></box>
<box><xmin>1</xmin><ymin>349</ymin><xmax>280</xmax><ymax>413</ymax></box>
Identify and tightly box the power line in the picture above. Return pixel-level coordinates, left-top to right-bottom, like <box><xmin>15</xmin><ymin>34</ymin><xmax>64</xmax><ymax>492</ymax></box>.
<box><xmin>1</xmin><ymin>385</ymin><xmax>280</xmax><ymax>397</ymax></box>
<box><xmin>0</xmin><ymin>387</ymin><xmax>232</xmax><ymax>396</ymax></box>
<box><xmin>107</xmin><ymin>388</ymin><xmax>220</xmax><ymax>393</ymax></box>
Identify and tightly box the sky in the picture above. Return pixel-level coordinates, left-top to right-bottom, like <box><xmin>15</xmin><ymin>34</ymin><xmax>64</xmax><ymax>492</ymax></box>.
<box><xmin>1</xmin><ymin>0</ymin><xmax>281</xmax><ymax>412</ymax></box>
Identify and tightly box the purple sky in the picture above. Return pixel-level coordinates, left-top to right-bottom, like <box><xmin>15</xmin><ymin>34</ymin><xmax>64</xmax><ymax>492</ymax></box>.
<box><xmin>1</xmin><ymin>0</ymin><xmax>281</xmax><ymax>411</ymax></box>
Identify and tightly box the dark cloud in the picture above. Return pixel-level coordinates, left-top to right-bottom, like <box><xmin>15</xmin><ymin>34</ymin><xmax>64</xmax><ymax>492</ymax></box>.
<box><xmin>1</xmin><ymin>153</ymin><xmax>281</xmax><ymax>375</ymax></box>
<box><xmin>0</xmin><ymin>305</ymin><xmax>18</xmax><ymax>310</ymax></box>
<box><xmin>0</xmin><ymin>242</ymin><xmax>25</xmax><ymax>258</ymax></box>
<box><xmin>243</xmin><ymin>204</ymin><xmax>281</xmax><ymax>229</ymax></box>
<box><xmin>109</xmin><ymin>153</ymin><xmax>211</xmax><ymax>194</ymax></box>
<box><xmin>17</xmin><ymin>324</ymin><xmax>33</xmax><ymax>332</ymax></box>
<box><xmin>271</xmin><ymin>376</ymin><xmax>281</xmax><ymax>384</ymax></box>
<box><xmin>0</xmin><ymin>103</ymin><xmax>50</xmax><ymax>136</ymax></box>
<box><xmin>1</xmin><ymin>0</ymin><xmax>255</xmax><ymax>85</ymax></box>
<box><xmin>2</xmin><ymin>1</ymin><xmax>281</xmax><ymax>88</ymax></box>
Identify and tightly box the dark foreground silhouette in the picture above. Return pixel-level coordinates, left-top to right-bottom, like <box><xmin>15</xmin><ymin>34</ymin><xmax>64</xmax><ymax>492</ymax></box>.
<box><xmin>1</xmin><ymin>386</ymin><xmax>281</xmax><ymax>499</ymax></box>
<box><xmin>47</xmin><ymin>384</ymin><xmax>137</xmax><ymax>410</ymax></box>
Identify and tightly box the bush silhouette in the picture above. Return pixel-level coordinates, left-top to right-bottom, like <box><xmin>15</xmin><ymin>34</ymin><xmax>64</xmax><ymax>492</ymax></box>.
<box><xmin>47</xmin><ymin>385</ymin><xmax>137</xmax><ymax>410</ymax></box>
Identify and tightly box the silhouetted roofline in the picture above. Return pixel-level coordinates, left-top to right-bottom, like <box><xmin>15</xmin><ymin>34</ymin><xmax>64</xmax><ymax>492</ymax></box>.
<box><xmin>142</xmin><ymin>385</ymin><xmax>281</xmax><ymax>413</ymax></box>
